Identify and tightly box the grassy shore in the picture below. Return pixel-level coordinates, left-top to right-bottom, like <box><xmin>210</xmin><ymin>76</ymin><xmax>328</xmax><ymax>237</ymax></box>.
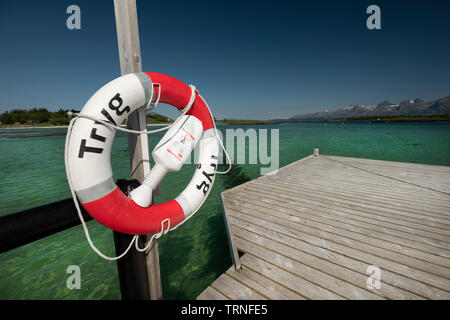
<box><xmin>0</xmin><ymin>109</ymin><xmax>174</xmax><ymax>129</ymax></box>
<box><xmin>0</xmin><ymin>123</ymin><xmax>171</xmax><ymax>130</ymax></box>
<box><xmin>0</xmin><ymin>124</ymin><xmax>69</xmax><ymax>129</ymax></box>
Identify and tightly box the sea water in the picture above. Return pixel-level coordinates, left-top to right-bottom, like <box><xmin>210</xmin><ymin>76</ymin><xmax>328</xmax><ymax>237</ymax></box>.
<box><xmin>0</xmin><ymin>122</ymin><xmax>449</xmax><ymax>299</ymax></box>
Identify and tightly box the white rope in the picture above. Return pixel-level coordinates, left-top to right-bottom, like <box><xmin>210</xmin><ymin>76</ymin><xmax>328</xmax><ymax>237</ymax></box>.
<box><xmin>74</xmin><ymin>84</ymin><xmax>197</xmax><ymax>136</ymax></box>
<box><xmin>65</xmin><ymin>84</ymin><xmax>232</xmax><ymax>260</ymax></box>
<box><xmin>199</xmin><ymin>91</ymin><xmax>232</xmax><ymax>174</ymax></box>
<box><xmin>146</xmin><ymin>83</ymin><xmax>161</xmax><ymax>111</ymax></box>
<box><xmin>65</xmin><ymin>117</ymin><xmax>139</xmax><ymax>260</ymax></box>
<box><xmin>135</xmin><ymin>218</ymin><xmax>171</xmax><ymax>252</ymax></box>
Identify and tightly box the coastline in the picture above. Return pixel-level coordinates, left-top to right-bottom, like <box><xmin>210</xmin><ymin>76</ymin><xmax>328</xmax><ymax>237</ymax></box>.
<box><xmin>0</xmin><ymin>123</ymin><xmax>171</xmax><ymax>130</ymax></box>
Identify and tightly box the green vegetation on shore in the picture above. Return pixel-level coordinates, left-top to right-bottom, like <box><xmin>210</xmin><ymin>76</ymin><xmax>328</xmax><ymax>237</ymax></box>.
<box><xmin>0</xmin><ymin>108</ymin><xmax>173</xmax><ymax>127</ymax></box>
<box><xmin>0</xmin><ymin>108</ymin><xmax>70</xmax><ymax>126</ymax></box>
<box><xmin>3</xmin><ymin>109</ymin><xmax>447</xmax><ymax>128</ymax></box>
<box><xmin>0</xmin><ymin>108</ymin><xmax>279</xmax><ymax>128</ymax></box>
<box><xmin>145</xmin><ymin>113</ymin><xmax>172</xmax><ymax>124</ymax></box>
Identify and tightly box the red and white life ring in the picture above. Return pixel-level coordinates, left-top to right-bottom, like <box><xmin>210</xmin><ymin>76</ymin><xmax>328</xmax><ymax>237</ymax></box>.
<box><xmin>66</xmin><ymin>72</ymin><xmax>219</xmax><ymax>235</ymax></box>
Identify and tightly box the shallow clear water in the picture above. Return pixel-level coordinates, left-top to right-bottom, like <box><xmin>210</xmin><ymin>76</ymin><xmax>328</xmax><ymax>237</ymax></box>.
<box><xmin>0</xmin><ymin>122</ymin><xmax>449</xmax><ymax>299</ymax></box>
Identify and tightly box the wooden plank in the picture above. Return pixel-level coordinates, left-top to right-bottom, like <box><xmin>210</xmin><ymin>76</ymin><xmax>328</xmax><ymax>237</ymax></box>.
<box><xmin>226</xmin><ymin>265</ymin><xmax>306</xmax><ymax>299</ymax></box>
<box><xmin>283</xmin><ymin>158</ymin><xmax>450</xmax><ymax>201</ymax></box>
<box><xmin>227</xmin><ymin>186</ymin><xmax>450</xmax><ymax>254</ymax></box>
<box><xmin>320</xmin><ymin>156</ymin><xmax>450</xmax><ymax>194</ymax></box>
<box><xmin>233</xmin><ymin>226</ymin><xmax>388</xmax><ymax>299</ymax></box>
<box><xmin>236</xmin><ymin>181</ymin><xmax>449</xmax><ymax>242</ymax></box>
<box><xmin>201</xmin><ymin>155</ymin><xmax>450</xmax><ymax>300</ymax></box>
<box><xmin>286</xmin><ymin>161</ymin><xmax>450</xmax><ymax>189</ymax></box>
<box><xmin>271</xmin><ymin>172</ymin><xmax>450</xmax><ymax>211</ymax></box>
<box><xmin>323</xmin><ymin>155</ymin><xmax>450</xmax><ymax>172</ymax></box>
<box><xmin>228</xmin><ymin>211</ymin><xmax>450</xmax><ymax>299</ymax></box>
<box><xmin>263</xmin><ymin>172</ymin><xmax>450</xmax><ymax>215</ymax></box>
<box><xmin>113</xmin><ymin>0</ymin><xmax>161</xmax><ymax>300</ymax></box>
<box><xmin>230</xmin><ymin>192</ymin><xmax>450</xmax><ymax>267</ymax></box>
<box><xmin>197</xmin><ymin>286</ymin><xmax>229</xmax><ymax>300</ymax></box>
<box><xmin>285</xmin><ymin>174</ymin><xmax>450</xmax><ymax>204</ymax></box>
<box><xmin>221</xmin><ymin>154</ymin><xmax>315</xmax><ymax>196</ymax></box>
<box><xmin>323</xmin><ymin>161</ymin><xmax>450</xmax><ymax>179</ymax></box>
<box><xmin>247</xmin><ymin>181</ymin><xmax>450</xmax><ymax>233</ymax></box>
<box><xmin>236</xmin><ymin>179</ymin><xmax>450</xmax><ymax>232</ymax></box>
<box><xmin>226</xmin><ymin>200</ymin><xmax>450</xmax><ymax>282</ymax></box>
<box><xmin>225</xmin><ymin>207</ymin><xmax>450</xmax><ymax>292</ymax></box>
<box><xmin>309</xmin><ymin>159</ymin><xmax>450</xmax><ymax>180</ymax></box>
<box><xmin>240</xmin><ymin>254</ymin><xmax>344</xmax><ymax>299</ymax></box>
<box><xmin>235</xmin><ymin>238</ymin><xmax>372</xmax><ymax>299</ymax></box>
<box><xmin>251</xmin><ymin>179</ymin><xmax>450</xmax><ymax>226</ymax></box>
<box><xmin>228</xmin><ymin>216</ymin><xmax>424</xmax><ymax>299</ymax></box>
<box><xmin>233</xmin><ymin>186</ymin><xmax>450</xmax><ymax>246</ymax></box>
<box><xmin>210</xmin><ymin>273</ymin><xmax>266</xmax><ymax>300</ymax></box>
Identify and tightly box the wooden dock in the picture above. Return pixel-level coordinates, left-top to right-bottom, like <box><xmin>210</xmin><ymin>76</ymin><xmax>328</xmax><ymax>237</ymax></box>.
<box><xmin>197</xmin><ymin>153</ymin><xmax>450</xmax><ymax>300</ymax></box>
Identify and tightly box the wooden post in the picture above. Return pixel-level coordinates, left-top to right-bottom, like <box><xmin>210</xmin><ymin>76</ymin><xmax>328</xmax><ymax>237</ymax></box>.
<box><xmin>314</xmin><ymin>148</ymin><xmax>319</xmax><ymax>156</ymax></box>
<box><xmin>221</xmin><ymin>193</ymin><xmax>241</xmax><ymax>270</ymax></box>
<box><xmin>113</xmin><ymin>0</ymin><xmax>162</xmax><ymax>300</ymax></box>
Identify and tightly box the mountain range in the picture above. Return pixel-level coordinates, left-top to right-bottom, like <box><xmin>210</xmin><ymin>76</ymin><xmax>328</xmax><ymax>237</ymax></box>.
<box><xmin>290</xmin><ymin>94</ymin><xmax>450</xmax><ymax>120</ymax></box>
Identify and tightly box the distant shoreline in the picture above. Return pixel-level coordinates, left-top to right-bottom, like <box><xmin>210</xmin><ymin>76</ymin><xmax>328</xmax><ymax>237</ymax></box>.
<box><xmin>2</xmin><ymin>116</ymin><xmax>449</xmax><ymax>131</ymax></box>
<box><xmin>0</xmin><ymin>120</ymin><xmax>281</xmax><ymax>130</ymax></box>
<box><xmin>215</xmin><ymin>120</ymin><xmax>281</xmax><ymax>125</ymax></box>
<box><xmin>293</xmin><ymin>114</ymin><xmax>450</xmax><ymax>123</ymax></box>
<box><xmin>0</xmin><ymin>123</ymin><xmax>170</xmax><ymax>130</ymax></box>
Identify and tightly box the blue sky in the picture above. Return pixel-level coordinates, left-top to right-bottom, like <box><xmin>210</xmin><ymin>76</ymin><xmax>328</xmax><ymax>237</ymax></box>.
<box><xmin>0</xmin><ymin>0</ymin><xmax>449</xmax><ymax>120</ymax></box>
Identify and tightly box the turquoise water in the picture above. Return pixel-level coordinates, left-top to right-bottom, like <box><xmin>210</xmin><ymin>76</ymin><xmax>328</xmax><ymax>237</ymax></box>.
<box><xmin>0</xmin><ymin>122</ymin><xmax>449</xmax><ymax>299</ymax></box>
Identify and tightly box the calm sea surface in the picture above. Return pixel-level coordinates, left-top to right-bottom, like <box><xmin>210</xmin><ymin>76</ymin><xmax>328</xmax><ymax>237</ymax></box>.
<box><xmin>0</xmin><ymin>122</ymin><xmax>449</xmax><ymax>299</ymax></box>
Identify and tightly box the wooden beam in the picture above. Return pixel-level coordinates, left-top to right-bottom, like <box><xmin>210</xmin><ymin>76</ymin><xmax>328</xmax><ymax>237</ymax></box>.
<box><xmin>221</xmin><ymin>193</ymin><xmax>241</xmax><ymax>270</ymax></box>
<box><xmin>113</xmin><ymin>0</ymin><xmax>162</xmax><ymax>300</ymax></box>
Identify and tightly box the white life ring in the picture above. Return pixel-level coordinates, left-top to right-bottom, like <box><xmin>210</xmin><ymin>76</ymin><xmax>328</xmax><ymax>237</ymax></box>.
<box><xmin>66</xmin><ymin>72</ymin><xmax>219</xmax><ymax>234</ymax></box>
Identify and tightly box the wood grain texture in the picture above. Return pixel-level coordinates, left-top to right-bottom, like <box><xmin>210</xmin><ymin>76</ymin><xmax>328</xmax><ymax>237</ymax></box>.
<box><xmin>113</xmin><ymin>0</ymin><xmax>161</xmax><ymax>300</ymax></box>
<box><xmin>198</xmin><ymin>154</ymin><xmax>450</xmax><ymax>300</ymax></box>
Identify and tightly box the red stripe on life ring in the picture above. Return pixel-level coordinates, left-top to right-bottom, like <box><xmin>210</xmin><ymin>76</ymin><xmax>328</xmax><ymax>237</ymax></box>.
<box><xmin>145</xmin><ymin>72</ymin><xmax>214</xmax><ymax>131</ymax></box>
<box><xmin>82</xmin><ymin>187</ymin><xmax>185</xmax><ymax>234</ymax></box>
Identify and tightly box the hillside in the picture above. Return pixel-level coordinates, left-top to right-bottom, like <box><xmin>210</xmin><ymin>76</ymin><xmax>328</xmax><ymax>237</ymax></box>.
<box><xmin>291</xmin><ymin>95</ymin><xmax>450</xmax><ymax>120</ymax></box>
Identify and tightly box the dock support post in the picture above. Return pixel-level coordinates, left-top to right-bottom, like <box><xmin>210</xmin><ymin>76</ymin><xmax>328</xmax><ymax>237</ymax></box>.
<box><xmin>221</xmin><ymin>193</ymin><xmax>241</xmax><ymax>270</ymax></box>
<box><xmin>113</xmin><ymin>0</ymin><xmax>162</xmax><ymax>300</ymax></box>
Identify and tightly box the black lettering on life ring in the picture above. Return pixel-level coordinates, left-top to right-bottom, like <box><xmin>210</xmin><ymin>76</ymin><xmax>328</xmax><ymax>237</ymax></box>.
<box><xmin>95</xmin><ymin>108</ymin><xmax>117</xmax><ymax>126</ymax></box>
<box><xmin>196</xmin><ymin>181</ymin><xmax>210</xmax><ymax>195</ymax></box>
<box><xmin>78</xmin><ymin>139</ymin><xmax>103</xmax><ymax>158</ymax></box>
<box><xmin>109</xmin><ymin>93</ymin><xmax>130</xmax><ymax>116</ymax></box>
<box><xmin>90</xmin><ymin>128</ymin><xmax>106</xmax><ymax>142</ymax></box>
<box><xmin>196</xmin><ymin>152</ymin><xmax>219</xmax><ymax>195</ymax></box>
<box><xmin>202</xmin><ymin>170</ymin><xmax>214</xmax><ymax>183</ymax></box>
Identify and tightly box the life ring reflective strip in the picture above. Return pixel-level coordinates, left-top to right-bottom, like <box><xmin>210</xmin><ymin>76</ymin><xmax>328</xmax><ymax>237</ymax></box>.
<box><xmin>67</xmin><ymin>72</ymin><xmax>219</xmax><ymax>234</ymax></box>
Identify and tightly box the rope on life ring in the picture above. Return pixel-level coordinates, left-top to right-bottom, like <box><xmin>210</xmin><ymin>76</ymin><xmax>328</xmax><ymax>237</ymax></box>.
<box><xmin>65</xmin><ymin>72</ymin><xmax>231</xmax><ymax>260</ymax></box>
